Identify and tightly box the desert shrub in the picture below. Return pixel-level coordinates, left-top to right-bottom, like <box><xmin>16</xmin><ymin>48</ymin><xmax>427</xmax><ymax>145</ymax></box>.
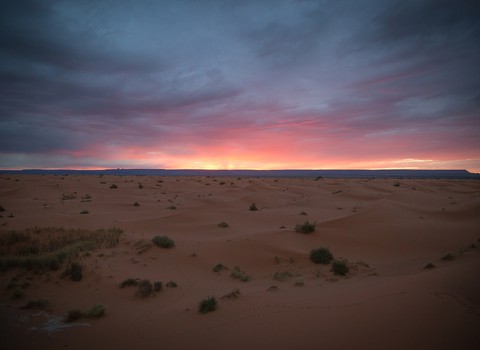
<box><xmin>273</xmin><ymin>271</ymin><xmax>293</xmax><ymax>281</ymax></box>
<box><xmin>63</xmin><ymin>262</ymin><xmax>83</xmax><ymax>281</ymax></box>
<box><xmin>217</xmin><ymin>222</ymin><xmax>229</xmax><ymax>228</ymax></box>
<box><xmin>21</xmin><ymin>299</ymin><xmax>50</xmax><ymax>310</ymax></box>
<box><xmin>249</xmin><ymin>203</ymin><xmax>258</xmax><ymax>211</ymax></box>
<box><xmin>332</xmin><ymin>260</ymin><xmax>349</xmax><ymax>276</ymax></box>
<box><xmin>299</xmin><ymin>211</ymin><xmax>308</xmax><ymax>216</ymax></box>
<box><xmin>424</xmin><ymin>263</ymin><xmax>435</xmax><ymax>269</ymax></box>
<box><xmin>166</xmin><ymin>280</ymin><xmax>177</xmax><ymax>288</ymax></box>
<box><xmin>10</xmin><ymin>287</ymin><xmax>23</xmax><ymax>300</ymax></box>
<box><xmin>295</xmin><ymin>221</ymin><xmax>316</xmax><ymax>234</ymax></box>
<box><xmin>120</xmin><ymin>278</ymin><xmax>139</xmax><ymax>287</ymax></box>
<box><xmin>152</xmin><ymin>235</ymin><xmax>175</xmax><ymax>248</ymax></box>
<box><xmin>80</xmin><ymin>210</ymin><xmax>89</xmax><ymax>215</ymax></box>
<box><xmin>198</xmin><ymin>296</ymin><xmax>217</xmax><ymax>314</ymax></box>
<box><xmin>221</xmin><ymin>289</ymin><xmax>240</xmax><ymax>300</ymax></box>
<box><xmin>310</xmin><ymin>247</ymin><xmax>333</xmax><ymax>264</ymax></box>
<box><xmin>136</xmin><ymin>279</ymin><xmax>153</xmax><ymax>298</ymax></box>
<box><xmin>231</xmin><ymin>267</ymin><xmax>250</xmax><ymax>282</ymax></box>
<box><xmin>0</xmin><ymin>205</ymin><xmax>5</xmax><ymax>212</ymax></box>
<box><xmin>66</xmin><ymin>309</ymin><xmax>83</xmax><ymax>322</ymax></box>
<box><xmin>85</xmin><ymin>304</ymin><xmax>106</xmax><ymax>318</ymax></box>
<box><xmin>154</xmin><ymin>281</ymin><xmax>162</xmax><ymax>292</ymax></box>
<box><xmin>138</xmin><ymin>183</ymin><xmax>143</xmax><ymax>189</ymax></box>
<box><xmin>133</xmin><ymin>202</ymin><xmax>140</xmax><ymax>206</ymax></box>
<box><xmin>61</xmin><ymin>193</ymin><xmax>77</xmax><ymax>200</ymax></box>
<box><xmin>213</xmin><ymin>263</ymin><xmax>225</xmax><ymax>272</ymax></box>
<box><xmin>110</xmin><ymin>184</ymin><xmax>118</xmax><ymax>189</ymax></box>
<box><xmin>393</xmin><ymin>182</ymin><xmax>400</xmax><ymax>187</ymax></box>
<box><xmin>167</xmin><ymin>205</ymin><xmax>177</xmax><ymax>210</ymax></box>
<box><xmin>441</xmin><ymin>253</ymin><xmax>454</xmax><ymax>261</ymax></box>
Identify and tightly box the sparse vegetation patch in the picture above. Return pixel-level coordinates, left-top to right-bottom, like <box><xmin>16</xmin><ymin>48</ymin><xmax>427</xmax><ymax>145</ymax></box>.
<box><xmin>0</xmin><ymin>227</ymin><xmax>122</xmax><ymax>272</ymax></box>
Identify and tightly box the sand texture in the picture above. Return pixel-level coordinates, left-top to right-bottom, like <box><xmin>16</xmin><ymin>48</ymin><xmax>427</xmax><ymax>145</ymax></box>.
<box><xmin>1</xmin><ymin>175</ymin><xmax>479</xmax><ymax>349</ymax></box>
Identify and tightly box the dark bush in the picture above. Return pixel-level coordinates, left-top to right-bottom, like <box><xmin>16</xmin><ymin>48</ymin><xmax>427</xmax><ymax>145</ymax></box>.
<box><xmin>63</xmin><ymin>262</ymin><xmax>83</xmax><ymax>281</ymax></box>
<box><xmin>249</xmin><ymin>203</ymin><xmax>258</xmax><ymax>211</ymax></box>
<box><xmin>198</xmin><ymin>296</ymin><xmax>217</xmax><ymax>314</ymax></box>
<box><xmin>154</xmin><ymin>281</ymin><xmax>162</xmax><ymax>292</ymax></box>
<box><xmin>213</xmin><ymin>263</ymin><xmax>225</xmax><ymax>272</ymax></box>
<box><xmin>295</xmin><ymin>221</ymin><xmax>316</xmax><ymax>234</ymax></box>
<box><xmin>166</xmin><ymin>280</ymin><xmax>178</xmax><ymax>288</ymax></box>
<box><xmin>85</xmin><ymin>304</ymin><xmax>106</xmax><ymax>318</ymax></box>
<box><xmin>152</xmin><ymin>235</ymin><xmax>175</xmax><ymax>248</ymax></box>
<box><xmin>310</xmin><ymin>247</ymin><xmax>333</xmax><ymax>264</ymax></box>
<box><xmin>136</xmin><ymin>279</ymin><xmax>154</xmax><ymax>298</ymax></box>
<box><xmin>332</xmin><ymin>260</ymin><xmax>349</xmax><ymax>276</ymax></box>
<box><xmin>66</xmin><ymin>309</ymin><xmax>83</xmax><ymax>322</ymax></box>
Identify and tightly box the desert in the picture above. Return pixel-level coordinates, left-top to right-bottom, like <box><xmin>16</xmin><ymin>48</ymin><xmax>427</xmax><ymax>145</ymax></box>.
<box><xmin>1</xmin><ymin>174</ymin><xmax>479</xmax><ymax>350</ymax></box>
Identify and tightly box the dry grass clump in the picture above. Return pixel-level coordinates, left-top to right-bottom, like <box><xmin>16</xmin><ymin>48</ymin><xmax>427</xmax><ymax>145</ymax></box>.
<box><xmin>213</xmin><ymin>263</ymin><xmax>226</xmax><ymax>272</ymax></box>
<box><xmin>65</xmin><ymin>304</ymin><xmax>106</xmax><ymax>322</ymax></box>
<box><xmin>0</xmin><ymin>227</ymin><xmax>122</xmax><ymax>272</ymax></box>
<box><xmin>136</xmin><ymin>279</ymin><xmax>154</xmax><ymax>298</ymax></box>
<box><xmin>221</xmin><ymin>289</ymin><xmax>240</xmax><ymax>300</ymax></box>
<box><xmin>152</xmin><ymin>235</ymin><xmax>175</xmax><ymax>248</ymax></box>
<box><xmin>198</xmin><ymin>296</ymin><xmax>217</xmax><ymax>314</ymax></box>
<box><xmin>217</xmin><ymin>222</ymin><xmax>229</xmax><ymax>228</ymax></box>
<box><xmin>295</xmin><ymin>221</ymin><xmax>316</xmax><ymax>233</ymax></box>
<box><xmin>231</xmin><ymin>266</ymin><xmax>250</xmax><ymax>282</ymax></box>
<box><xmin>62</xmin><ymin>261</ymin><xmax>83</xmax><ymax>281</ymax></box>
<box><xmin>273</xmin><ymin>271</ymin><xmax>294</xmax><ymax>281</ymax></box>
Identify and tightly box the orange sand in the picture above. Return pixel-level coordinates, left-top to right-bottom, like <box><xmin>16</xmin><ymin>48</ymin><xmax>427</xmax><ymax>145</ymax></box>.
<box><xmin>1</xmin><ymin>175</ymin><xmax>479</xmax><ymax>349</ymax></box>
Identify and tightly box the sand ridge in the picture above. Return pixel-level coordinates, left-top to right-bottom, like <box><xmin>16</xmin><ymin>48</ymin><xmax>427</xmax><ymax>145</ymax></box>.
<box><xmin>0</xmin><ymin>175</ymin><xmax>479</xmax><ymax>349</ymax></box>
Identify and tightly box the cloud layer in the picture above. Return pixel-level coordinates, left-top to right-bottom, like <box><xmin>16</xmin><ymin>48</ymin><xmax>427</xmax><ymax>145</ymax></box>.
<box><xmin>1</xmin><ymin>0</ymin><xmax>479</xmax><ymax>171</ymax></box>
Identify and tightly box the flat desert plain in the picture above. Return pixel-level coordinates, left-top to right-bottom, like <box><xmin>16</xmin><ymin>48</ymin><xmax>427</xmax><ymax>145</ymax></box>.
<box><xmin>1</xmin><ymin>175</ymin><xmax>479</xmax><ymax>350</ymax></box>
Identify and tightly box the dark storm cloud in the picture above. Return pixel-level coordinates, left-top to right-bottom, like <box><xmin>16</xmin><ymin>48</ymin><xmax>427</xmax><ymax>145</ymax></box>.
<box><xmin>0</xmin><ymin>0</ymin><xmax>479</xmax><ymax>170</ymax></box>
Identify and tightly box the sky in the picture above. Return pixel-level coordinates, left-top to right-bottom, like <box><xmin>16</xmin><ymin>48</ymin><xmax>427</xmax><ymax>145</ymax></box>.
<box><xmin>1</xmin><ymin>0</ymin><xmax>479</xmax><ymax>172</ymax></box>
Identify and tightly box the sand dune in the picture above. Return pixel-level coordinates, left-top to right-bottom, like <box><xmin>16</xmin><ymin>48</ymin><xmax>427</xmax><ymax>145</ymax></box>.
<box><xmin>1</xmin><ymin>175</ymin><xmax>479</xmax><ymax>349</ymax></box>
